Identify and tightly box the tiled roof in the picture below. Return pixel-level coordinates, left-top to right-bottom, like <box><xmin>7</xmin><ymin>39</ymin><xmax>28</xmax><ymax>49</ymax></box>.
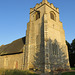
<box><xmin>0</xmin><ymin>37</ymin><xmax>26</xmax><ymax>56</ymax></box>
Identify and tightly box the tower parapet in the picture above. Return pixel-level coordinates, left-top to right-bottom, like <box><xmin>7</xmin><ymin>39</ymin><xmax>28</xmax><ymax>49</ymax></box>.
<box><xmin>30</xmin><ymin>0</ymin><xmax>59</xmax><ymax>14</ymax></box>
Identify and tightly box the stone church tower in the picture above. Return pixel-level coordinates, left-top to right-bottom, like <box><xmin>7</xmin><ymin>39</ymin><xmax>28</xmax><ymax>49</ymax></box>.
<box><xmin>24</xmin><ymin>0</ymin><xmax>70</xmax><ymax>72</ymax></box>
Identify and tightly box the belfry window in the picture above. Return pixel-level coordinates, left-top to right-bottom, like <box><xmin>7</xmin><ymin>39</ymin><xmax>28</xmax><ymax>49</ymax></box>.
<box><xmin>50</xmin><ymin>11</ymin><xmax>56</xmax><ymax>21</ymax></box>
<box><xmin>36</xmin><ymin>11</ymin><xmax>40</xmax><ymax>20</ymax></box>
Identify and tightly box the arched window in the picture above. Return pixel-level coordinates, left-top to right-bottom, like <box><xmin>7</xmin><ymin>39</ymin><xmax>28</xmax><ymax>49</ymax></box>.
<box><xmin>52</xmin><ymin>43</ymin><xmax>58</xmax><ymax>55</ymax></box>
<box><xmin>36</xmin><ymin>11</ymin><xmax>40</xmax><ymax>20</ymax></box>
<box><xmin>50</xmin><ymin>11</ymin><xmax>56</xmax><ymax>21</ymax></box>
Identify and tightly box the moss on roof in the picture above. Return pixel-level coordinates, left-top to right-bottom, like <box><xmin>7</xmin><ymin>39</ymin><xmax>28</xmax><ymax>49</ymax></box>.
<box><xmin>0</xmin><ymin>37</ymin><xmax>26</xmax><ymax>56</ymax></box>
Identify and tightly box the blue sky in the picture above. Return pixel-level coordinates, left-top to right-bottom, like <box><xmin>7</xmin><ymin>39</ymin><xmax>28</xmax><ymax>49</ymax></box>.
<box><xmin>0</xmin><ymin>0</ymin><xmax>75</xmax><ymax>46</ymax></box>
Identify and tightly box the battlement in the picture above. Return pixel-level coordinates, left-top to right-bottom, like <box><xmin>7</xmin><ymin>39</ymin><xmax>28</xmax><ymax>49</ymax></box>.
<box><xmin>30</xmin><ymin>0</ymin><xmax>59</xmax><ymax>14</ymax></box>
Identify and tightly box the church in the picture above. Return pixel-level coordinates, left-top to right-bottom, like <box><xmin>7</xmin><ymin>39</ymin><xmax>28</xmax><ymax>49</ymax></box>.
<box><xmin>0</xmin><ymin>0</ymin><xmax>70</xmax><ymax>72</ymax></box>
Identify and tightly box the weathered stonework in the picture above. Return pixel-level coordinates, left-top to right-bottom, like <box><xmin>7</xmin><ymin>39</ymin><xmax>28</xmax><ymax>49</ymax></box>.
<box><xmin>24</xmin><ymin>0</ymin><xmax>70</xmax><ymax>72</ymax></box>
<box><xmin>0</xmin><ymin>53</ymin><xmax>24</xmax><ymax>70</ymax></box>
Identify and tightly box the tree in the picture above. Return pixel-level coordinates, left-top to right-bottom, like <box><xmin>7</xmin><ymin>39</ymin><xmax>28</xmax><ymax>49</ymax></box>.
<box><xmin>66</xmin><ymin>40</ymin><xmax>71</xmax><ymax>54</ymax></box>
<box><xmin>66</xmin><ymin>39</ymin><xmax>75</xmax><ymax>67</ymax></box>
<box><xmin>71</xmin><ymin>39</ymin><xmax>75</xmax><ymax>54</ymax></box>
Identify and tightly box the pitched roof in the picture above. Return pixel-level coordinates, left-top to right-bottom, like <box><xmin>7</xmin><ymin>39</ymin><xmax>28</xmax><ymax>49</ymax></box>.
<box><xmin>0</xmin><ymin>37</ymin><xmax>26</xmax><ymax>56</ymax></box>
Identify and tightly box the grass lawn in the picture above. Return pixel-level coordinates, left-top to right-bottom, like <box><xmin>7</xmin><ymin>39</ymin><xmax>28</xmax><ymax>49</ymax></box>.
<box><xmin>0</xmin><ymin>69</ymin><xmax>38</xmax><ymax>75</ymax></box>
<box><xmin>62</xmin><ymin>72</ymin><xmax>75</xmax><ymax>75</ymax></box>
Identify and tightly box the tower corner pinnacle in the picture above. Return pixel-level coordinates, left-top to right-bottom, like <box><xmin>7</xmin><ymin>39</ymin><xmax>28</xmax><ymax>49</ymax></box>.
<box><xmin>42</xmin><ymin>0</ymin><xmax>48</xmax><ymax>3</ymax></box>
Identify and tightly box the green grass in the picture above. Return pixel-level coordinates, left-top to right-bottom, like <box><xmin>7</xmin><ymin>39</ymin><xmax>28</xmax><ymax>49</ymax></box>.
<box><xmin>0</xmin><ymin>69</ymin><xmax>38</xmax><ymax>75</ymax></box>
<box><xmin>61</xmin><ymin>68</ymin><xmax>75</xmax><ymax>75</ymax></box>
<box><xmin>62</xmin><ymin>72</ymin><xmax>75</xmax><ymax>75</ymax></box>
<box><xmin>71</xmin><ymin>67</ymin><xmax>75</xmax><ymax>70</ymax></box>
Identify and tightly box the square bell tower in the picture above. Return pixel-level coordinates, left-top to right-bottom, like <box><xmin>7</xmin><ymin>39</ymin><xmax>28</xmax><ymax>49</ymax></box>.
<box><xmin>24</xmin><ymin>0</ymin><xmax>70</xmax><ymax>72</ymax></box>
